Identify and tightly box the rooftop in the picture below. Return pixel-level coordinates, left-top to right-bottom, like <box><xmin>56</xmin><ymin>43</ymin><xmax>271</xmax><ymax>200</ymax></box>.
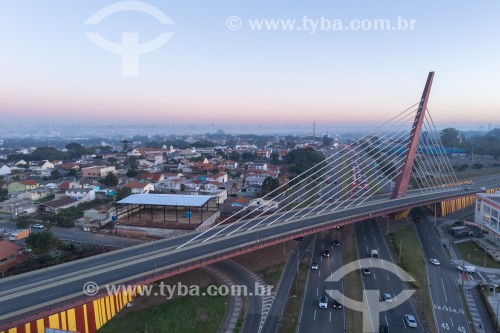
<box><xmin>117</xmin><ymin>193</ymin><xmax>215</xmax><ymax>207</ymax></box>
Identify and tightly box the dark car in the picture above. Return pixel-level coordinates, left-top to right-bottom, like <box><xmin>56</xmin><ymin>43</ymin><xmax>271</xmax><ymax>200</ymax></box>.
<box><xmin>322</xmin><ymin>249</ymin><xmax>330</xmax><ymax>257</ymax></box>
<box><xmin>331</xmin><ymin>240</ymin><xmax>340</xmax><ymax>246</ymax></box>
<box><xmin>332</xmin><ymin>299</ymin><xmax>342</xmax><ymax>309</ymax></box>
<box><xmin>379</xmin><ymin>325</ymin><xmax>389</xmax><ymax>333</ymax></box>
<box><xmin>414</xmin><ymin>216</ymin><xmax>421</xmax><ymax>223</ymax></box>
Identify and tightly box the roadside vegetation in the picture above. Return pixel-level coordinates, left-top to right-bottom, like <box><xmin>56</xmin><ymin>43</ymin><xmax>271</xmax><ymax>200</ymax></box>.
<box><xmin>456</xmin><ymin>241</ymin><xmax>500</xmax><ymax>269</ymax></box>
<box><xmin>98</xmin><ymin>285</ymin><xmax>227</xmax><ymax>333</ymax></box>
<box><xmin>383</xmin><ymin>218</ymin><xmax>436</xmax><ymax>333</ymax></box>
<box><xmin>342</xmin><ymin>225</ymin><xmax>363</xmax><ymax>333</ymax></box>
<box><xmin>278</xmin><ymin>252</ymin><xmax>311</xmax><ymax>333</ymax></box>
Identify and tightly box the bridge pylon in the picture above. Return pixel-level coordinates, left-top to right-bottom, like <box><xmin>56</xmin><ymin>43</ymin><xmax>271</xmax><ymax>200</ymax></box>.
<box><xmin>391</xmin><ymin>71</ymin><xmax>435</xmax><ymax>199</ymax></box>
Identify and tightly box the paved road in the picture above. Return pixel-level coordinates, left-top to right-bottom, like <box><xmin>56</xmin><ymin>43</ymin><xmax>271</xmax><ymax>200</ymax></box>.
<box><xmin>261</xmin><ymin>236</ymin><xmax>313</xmax><ymax>333</ymax></box>
<box><xmin>0</xmin><ymin>186</ymin><xmax>498</xmax><ymax>329</ymax></box>
<box><xmin>413</xmin><ymin>208</ymin><xmax>470</xmax><ymax>333</ymax></box>
<box><xmin>0</xmin><ymin>221</ymin><xmax>145</xmax><ymax>248</ymax></box>
<box><xmin>356</xmin><ymin>219</ymin><xmax>426</xmax><ymax>333</ymax></box>
<box><xmin>298</xmin><ymin>229</ymin><xmax>345</xmax><ymax>333</ymax></box>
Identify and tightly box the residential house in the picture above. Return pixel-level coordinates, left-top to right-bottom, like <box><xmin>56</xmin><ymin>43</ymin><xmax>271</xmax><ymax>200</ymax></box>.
<box><xmin>200</xmin><ymin>182</ymin><xmax>220</xmax><ymax>193</ymax></box>
<box><xmin>245</xmin><ymin>174</ymin><xmax>269</xmax><ymax>186</ymax></box>
<box><xmin>238</xmin><ymin>185</ymin><xmax>261</xmax><ymax>198</ymax></box>
<box><xmin>123</xmin><ymin>181</ymin><xmax>155</xmax><ymax>194</ymax></box>
<box><xmin>65</xmin><ymin>188</ymin><xmax>96</xmax><ymax>202</ymax></box>
<box><xmin>163</xmin><ymin>159</ymin><xmax>182</xmax><ymax>172</ymax></box>
<box><xmin>226</xmin><ymin>196</ymin><xmax>250</xmax><ymax>207</ymax></box>
<box><xmin>82</xmin><ymin>166</ymin><xmax>116</xmax><ymax>180</ymax></box>
<box><xmin>19</xmin><ymin>188</ymin><xmax>51</xmax><ymax>201</ymax></box>
<box><xmin>256</xmin><ymin>149</ymin><xmax>271</xmax><ymax>158</ymax></box>
<box><xmin>76</xmin><ymin>203</ymin><xmax>115</xmax><ymax>229</ymax></box>
<box><xmin>7</xmin><ymin>180</ymin><xmax>39</xmax><ymax>194</ymax></box>
<box><xmin>249</xmin><ymin>198</ymin><xmax>279</xmax><ymax>212</ymax></box>
<box><xmin>57</xmin><ymin>181</ymin><xmax>82</xmax><ymax>190</ymax></box>
<box><xmin>0</xmin><ymin>164</ymin><xmax>12</xmax><ymax>176</ymax></box>
<box><xmin>138</xmin><ymin>172</ymin><xmax>164</xmax><ymax>183</ymax></box>
<box><xmin>0</xmin><ymin>241</ymin><xmax>21</xmax><ymax>264</ymax></box>
<box><xmin>219</xmin><ymin>160</ymin><xmax>238</xmax><ymax>169</ymax></box>
<box><xmin>247</xmin><ymin>162</ymin><xmax>268</xmax><ymax>171</ymax></box>
<box><xmin>155</xmin><ymin>178</ymin><xmax>182</xmax><ymax>192</ymax></box>
<box><xmin>206</xmin><ymin>173</ymin><xmax>228</xmax><ymax>184</ymax></box>
<box><xmin>38</xmin><ymin>196</ymin><xmax>79</xmax><ymax>214</ymax></box>
<box><xmin>0</xmin><ymin>198</ymin><xmax>37</xmax><ymax>219</ymax></box>
<box><xmin>30</xmin><ymin>160</ymin><xmax>54</xmax><ymax>177</ymax></box>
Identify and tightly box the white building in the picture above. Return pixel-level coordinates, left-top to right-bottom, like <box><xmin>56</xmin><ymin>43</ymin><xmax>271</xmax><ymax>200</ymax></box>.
<box><xmin>474</xmin><ymin>192</ymin><xmax>500</xmax><ymax>236</ymax></box>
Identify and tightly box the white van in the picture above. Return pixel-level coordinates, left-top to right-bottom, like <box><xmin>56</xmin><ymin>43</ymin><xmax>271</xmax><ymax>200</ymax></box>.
<box><xmin>371</xmin><ymin>249</ymin><xmax>379</xmax><ymax>258</ymax></box>
<box><xmin>457</xmin><ymin>265</ymin><xmax>475</xmax><ymax>273</ymax></box>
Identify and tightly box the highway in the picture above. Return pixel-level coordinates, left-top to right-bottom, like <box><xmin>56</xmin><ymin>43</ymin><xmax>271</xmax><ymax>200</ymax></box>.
<box><xmin>413</xmin><ymin>208</ymin><xmax>471</xmax><ymax>333</ymax></box>
<box><xmin>298</xmin><ymin>229</ymin><xmax>345</xmax><ymax>333</ymax></box>
<box><xmin>355</xmin><ymin>220</ymin><xmax>425</xmax><ymax>332</ymax></box>
<box><xmin>0</xmin><ymin>185</ymin><xmax>496</xmax><ymax>329</ymax></box>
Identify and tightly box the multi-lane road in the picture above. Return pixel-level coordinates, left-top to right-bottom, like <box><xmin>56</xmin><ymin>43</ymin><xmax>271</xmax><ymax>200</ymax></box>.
<box><xmin>298</xmin><ymin>229</ymin><xmax>345</xmax><ymax>333</ymax></box>
<box><xmin>0</xmin><ymin>182</ymin><xmax>498</xmax><ymax>329</ymax></box>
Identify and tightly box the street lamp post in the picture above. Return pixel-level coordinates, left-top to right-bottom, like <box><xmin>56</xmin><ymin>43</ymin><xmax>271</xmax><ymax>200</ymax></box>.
<box><xmin>434</xmin><ymin>203</ymin><xmax>437</xmax><ymax>228</ymax></box>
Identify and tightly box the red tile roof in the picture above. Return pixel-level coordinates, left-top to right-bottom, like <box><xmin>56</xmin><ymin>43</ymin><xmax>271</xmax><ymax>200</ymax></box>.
<box><xmin>123</xmin><ymin>181</ymin><xmax>149</xmax><ymax>189</ymax></box>
<box><xmin>0</xmin><ymin>241</ymin><xmax>21</xmax><ymax>261</ymax></box>
<box><xmin>19</xmin><ymin>179</ymin><xmax>38</xmax><ymax>186</ymax></box>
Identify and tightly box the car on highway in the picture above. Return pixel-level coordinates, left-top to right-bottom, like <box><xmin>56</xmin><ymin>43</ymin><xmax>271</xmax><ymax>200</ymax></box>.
<box><xmin>331</xmin><ymin>240</ymin><xmax>340</xmax><ymax>246</ymax></box>
<box><xmin>362</xmin><ymin>268</ymin><xmax>371</xmax><ymax>276</ymax></box>
<box><xmin>311</xmin><ymin>262</ymin><xmax>319</xmax><ymax>270</ymax></box>
<box><xmin>480</xmin><ymin>187</ymin><xmax>486</xmax><ymax>191</ymax></box>
<box><xmin>332</xmin><ymin>299</ymin><xmax>342</xmax><ymax>309</ymax></box>
<box><xmin>382</xmin><ymin>293</ymin><xmax>393</xmax><ymax>302</ymax></box>
<box><xmin>464</xmin><ymin>187</ymin><xmax>470</xmax><ymax>190</ymax></box>
<box><xmin>429</xmin><ymin>258</ymin><xmax>440</xmax><ymax>266</ymax></box>
<box><xmin>31</xmin><ymin>224</ymin><xmax>44</xmax><ymax>229</ymax></box>
<box><xmin>379</xmin><ymin>325</ymin><xmax>389</xmax><ymax>333</ymax></box>
<box><xmin>404</xmin><ymin>314</ymin><xmax>417</xmax><ymax>328</ymax></box>
<box><xmin>322</xmin><ymin>249</ymin><xmax>330</xmax><ymax>257</ymax></box>
<box><xmin>414</xmin><ymin>216</ymin><xmax>421</xmax><ymax>223</ymax></box>
<box><xmin>319</xmin><ymin>296</ymin><xmax>328</xmax><ymax>309</ymax></box>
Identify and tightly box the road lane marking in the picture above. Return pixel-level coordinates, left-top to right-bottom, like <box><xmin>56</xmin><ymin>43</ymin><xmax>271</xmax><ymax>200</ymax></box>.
<box><xmin>441</xmin><ymin>278</ymin><xmax>448</xmax><ymax>303</ymax></box>
<box><xmin>476</xmin><ymin>271</ymin><xmax>486</xmax><ymax>282</ymax></box>
<box><xmin>329</xmin><ymin>311</ymin><xmax>332</xmax><ymax>322</ymax></box>
<box><xmin>314</xmin><ymin>309</ymin><xmax>316</xmax><ymax>320</ymax></box>
<box><xmin>364</xmin><ymin>236</ymin><xmax>366</xmax><ymax>240</ymax></box>
<box><xmin>450</xmin><ymin>317</ymin><xmax>454</xmax><ymax>327</ymax></box>
<box><xmin>385</xmin><ymin>315</ymin><xmax>388</xmax><ymax>326</ymax></box>
<box><xmin>373</xmin><ymin>273</ymin><xmax>376</xmax><ymax>280</ymax></box>
<box><xmin>432</xmin><ymin>247</ymin><xmax>435</xmax><ymax>252</ymax></box>
<box><xmin>387</xmin><ymin>275</ymin><xmax>390</xmax><ymax>281</ymax></box>
<box><xmin>402</xmin><ymin>317</ymin><xmax>407</xmax><ymax>328</ymax></box>
<box><xmin>317</xmin><ymin>288</ymin><xmax>319</xmax><ymax>297</ymax></box>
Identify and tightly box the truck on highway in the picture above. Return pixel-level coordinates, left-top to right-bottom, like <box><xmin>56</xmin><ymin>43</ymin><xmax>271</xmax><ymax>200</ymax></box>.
<box><xmin>371</xmin><ymin>249</ymin><xmax>379</xmax><ymax>258</ymax></box>
<box><xmin>8</xmin><ymin>229</ymin><xmax>30</xmax><ymax>241</ymax></box>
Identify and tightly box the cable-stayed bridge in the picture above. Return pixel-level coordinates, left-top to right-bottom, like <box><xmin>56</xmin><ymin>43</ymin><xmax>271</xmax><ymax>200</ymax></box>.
<box><xmin>1</xmin><ymin>72</ymin><xmax>499</xmax><ymax>332</ymax></box>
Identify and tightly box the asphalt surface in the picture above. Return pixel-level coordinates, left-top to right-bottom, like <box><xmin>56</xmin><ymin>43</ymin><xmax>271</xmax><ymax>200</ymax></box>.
<box><xmin>413</xmin><ymin>208</ymin><xmax>471</xmax><ymax>333</ymax></box>
<box><xmin>298</xmin><ymin>229</ymin><xmax>345</xmax><ymax>333</ymax></box>
<box><xmin>0</xmin><ymin>184</ymin><xmax>497</xmax><ymax>329</ymax></box>
<box><xmin>355</xmin><ymin>219</ymin><xmax>425</xmax><ymax>333</ymax></box>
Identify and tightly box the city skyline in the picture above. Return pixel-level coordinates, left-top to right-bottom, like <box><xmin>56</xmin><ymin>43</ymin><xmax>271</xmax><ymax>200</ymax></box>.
<box><xmin>1</xmin><ymin>1</ymin><xmax>499</xmax><ymax>127</ymax></box>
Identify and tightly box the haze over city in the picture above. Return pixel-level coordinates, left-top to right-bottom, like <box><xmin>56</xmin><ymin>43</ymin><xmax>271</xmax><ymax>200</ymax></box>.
<box><xmin>1</xmin><ymin>0</ymin><xmax>499</xmax><ymax>132</ymax></box>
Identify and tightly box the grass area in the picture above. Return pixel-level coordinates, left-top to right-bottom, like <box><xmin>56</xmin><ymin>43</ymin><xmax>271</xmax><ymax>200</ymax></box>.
<box><xmin>342</xmin><ymin>225</ymin><xmax>363</xmax><ymax>333</ymax></box>
<box><xmin>456</xmin><ymin>241</ymin><xmax>500</xmax><ymax>269</ymax></box>
<box><xmin>98</xmin><ymin>285</ymin><xmax>227</xmax><ymax>333</ymax></box>
<box><xmin>384</xmin><ymin>220</ymin><xmax>435</xmax><ymax>333</ymax></box>
<box><xmin>279</xmin><ymin>253</ymin><xmax>311</xmax><ymax>333</ymax></box>
<box><xmin>233</xmin><ymin>295</ymin><xmax>247</xmax><ymax>333</ymax></box>
<box><xmin>262</xmin><ymin>263</ymin><xmax>285</xmax><ymax>287</ymax></box>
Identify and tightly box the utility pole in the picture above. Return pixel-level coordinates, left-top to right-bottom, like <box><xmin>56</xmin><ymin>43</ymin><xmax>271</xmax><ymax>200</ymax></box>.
<box><xmin>434</xmin><ymin>203</ymin><xmax>437</xmax><ymax>228</ymax></box>
<box><xmin>399</xmin><ymin>239</ymin><xmax>402</xmax><ymax>264</ymax></box>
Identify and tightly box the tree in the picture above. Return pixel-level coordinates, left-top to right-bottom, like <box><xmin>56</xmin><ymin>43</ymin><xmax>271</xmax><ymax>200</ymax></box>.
<box><xmin>241</xmin><ymin>152</ymin><xmax>256</xmax><ymax>161</ymax></box>
<box><xmin>262</xmin><ymin>177</ymin><xmax>280</xmax><ymax>197</ymax></box>
<box><xmin>285</xmin><ymin>148</ymin><xmax>325</xmax><ymax>179</ymax></box>
<box><xmin>101</xmin><ymin>172</ymin><xmax>118</xmax><ymax>186</ymax></box>
<box><xmin>50</xmin><ymin>169</ymin><xmax>61</xmax><ymax>179</ymax></box>
<box><xmin>126</xmin><ymin>169</ymin><xmax>138</xmax><ymax>177</ymax></box>
<box><xmin>229</xmin><ymin>151</ymin><xmax>241</xmax><ymax>162</ymax></box>
<box><xmin>116</xmin><ymin>187</ymin><xmax>132</xmax><ymax>201</ymax></box>
<box><xmin>26</xmin><ymin>231</ymin><xmax>60</xmax><ymax>254</ymax></box>
<box><xmin>440</xmin><ymin>128</ymin><xmax>463</xmax><ymax>148</ymax></box>
<box><xmin>31</xmin><ymin>147</ymin><xmax>69</xmax><ymax>161</ymax></box>
<box><xmin>65</xmin><ymin>142</ymin><xmax>88</xmax><ymax>158</ymax></box>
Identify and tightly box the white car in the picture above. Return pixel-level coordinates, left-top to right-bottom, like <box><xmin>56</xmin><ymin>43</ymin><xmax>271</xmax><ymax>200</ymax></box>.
<box><xmin>404</xmin><ymin>314</ymin><xmax>417</xmax><ymax>327</ymax></box>
<box><xmin>429</xmin><ymin>259</ymin><xmax>440</xmax><ymax>266</ymax></box>
<box><xmin>31</xmin><ymin>224</ymin><xmax>44</xmax><ymax>229</ymax></box>
<box><xmin>311</xmin><ymin>262</ymin><xmax>319</xmax><ymax>270</ymax></box>
<box><xmin>382</xmin><ymin>293</ymin><xmax>393</xmax><ymax>302</ymax></box>
<box><xmin>319</xmin><ymin>296</ymin><xmax>328</xmax><ymax>309</ymax></box>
